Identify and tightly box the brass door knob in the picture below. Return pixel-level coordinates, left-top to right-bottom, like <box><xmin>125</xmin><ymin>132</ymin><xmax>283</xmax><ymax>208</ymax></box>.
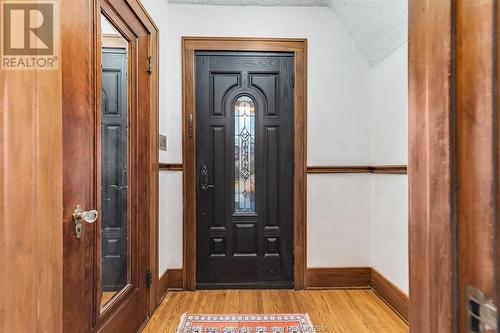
<box><xmin>73</xmin><ymin>205</ymin><xmax>98</xmax><ymax>239</ymax></box>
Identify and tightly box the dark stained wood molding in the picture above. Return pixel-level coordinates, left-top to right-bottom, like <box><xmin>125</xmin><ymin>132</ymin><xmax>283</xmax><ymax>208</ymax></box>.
<box><xmin>182</xmin><ymin>37</ymin><xmax>308</xmax><ymax>291</ymax></box>
<box><xmin>408</xmin><ymin>0</ymin><xmax>454</xmax><ymax>331</ymax></box>
<box><xmin>168</xmin><ymin>269</ymin><xmax>184</xmax><ymax>289</ymax></box>
<box><xmin>158</xmin><ymin>269</ymin><xmax>184</xmax><ymax>303</ymax></box>
<box><xmin>158</xmin><ymin>272</ymin><xmax>169</xmax><ymax>303</ymax></box>
<box><xmin>307</xmin><ymin>166</ymin><xmax>372</xmax><ymax>174</ymax></box>
<box><xmin>306</xmin><ymin>268</ymin><xmax>372</xmax><ymax>288</ymax></box>
<box><xmin>159</xmin><ymin>163</ymin><xmax>183</xmax><ymax>171</ymax></box>
<box><xmin>160</xmin><ymin>164</ymin><xmax>407</xmax><ymax>174</ymax></box>
<box><xmin>307</xmin><ymin>165</ymin><xmax>407</xmax><ymax>174</ymax></box>
<box><xmin>371</xmin><ymin>269</ymin><xmax>409</xmax><ymax>323</ymax></box>
<box><xmin>371</xmin><ymin>165</ymin><xmax>408</xmax><ymax>174</ymax></box>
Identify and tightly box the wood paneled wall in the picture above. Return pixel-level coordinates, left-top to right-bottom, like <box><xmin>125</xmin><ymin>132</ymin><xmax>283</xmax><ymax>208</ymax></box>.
<box><xmin>0</xmin><ymin>59</ymin><xmax>63</xmax><ymax>331</ymax></box>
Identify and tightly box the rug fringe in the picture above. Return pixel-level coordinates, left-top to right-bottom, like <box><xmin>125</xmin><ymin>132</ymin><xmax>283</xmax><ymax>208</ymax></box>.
<box><xmin>176</xmin><ymin>312</ymin><xmax>188</xmax><ymax>333</ymax></box>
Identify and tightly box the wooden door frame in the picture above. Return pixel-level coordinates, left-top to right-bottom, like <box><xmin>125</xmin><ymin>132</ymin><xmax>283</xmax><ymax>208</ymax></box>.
<box><xmin>409</xmin><ymin>0</ymin><xmax>500</xmax><ymax>331</ymax></box>
<box><xmin>121</xmin><ymin>0</ymin><xmax>160</xmax><ymax>316</ymax></box>
<box><xmin>62</xmin><ymin>0</ymin><xmax>159</xmax><ymax>331</ymax></box>
<box><xmin>408</xmin><ymin>0</ymin><xmax>455</xmax><ymax>331</ymax></box>
<box><xmin>182</xmin><ymin>37</ymin><xmax>308</xmax><ymax>290</ymax></box>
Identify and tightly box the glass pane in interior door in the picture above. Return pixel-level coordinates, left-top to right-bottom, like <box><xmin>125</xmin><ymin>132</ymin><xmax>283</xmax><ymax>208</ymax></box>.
<box><xmin>100</xmin><ymin>13</ymin><xmax>129</xmax><ymax>309</ymax></box>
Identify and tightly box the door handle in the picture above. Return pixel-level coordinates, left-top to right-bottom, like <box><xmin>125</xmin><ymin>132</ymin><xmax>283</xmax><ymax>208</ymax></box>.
<box><xmin>200</xmin><ymin>164</ymin><xmax>215</xmax><ymax>191</ymax></box>
<box><xmin>201</xmin><ymin>184</ymin><xmax>215</xmax><ymax>191</ymax></box>
<box><xmin>73</xmin><ymin>205</ymin><xmax>98</xmax><ymax>240</ymax></box>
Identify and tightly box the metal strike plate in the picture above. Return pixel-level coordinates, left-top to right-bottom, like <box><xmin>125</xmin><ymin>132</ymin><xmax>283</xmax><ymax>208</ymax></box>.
<box><xmin>159</xmin><ymin>134</ymin><xmax>167</xmax><ymax>151</ymax></box>
<box><xmin>466</xmin><ymin>285</ymin><xmax>498</xmax><ymax>332</ymax></box>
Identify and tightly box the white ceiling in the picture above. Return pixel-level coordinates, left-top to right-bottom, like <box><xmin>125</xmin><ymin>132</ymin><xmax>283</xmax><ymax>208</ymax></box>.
<box><xmin>167</xmin><ymin>0</ymin><xmax>331</xmax><ymax>6</ymax></box>
<box><xmin>166</xmin><ymin>0</ymin><xmax>408</xmax><ymax>66</ymax></box>
<box><xmin>329</xmin><ymin>0</ymin><xmax>407</xmax><ymax>66</ymax></box>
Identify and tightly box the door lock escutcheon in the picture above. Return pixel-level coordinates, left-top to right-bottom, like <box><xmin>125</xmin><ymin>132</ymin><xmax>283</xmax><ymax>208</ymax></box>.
<box><xmin>200</xmin><ymin>164</ymin><xmax>215</xmax><ymax>191</ymax></box>
<box><xmin>73</xmin><ymin>205</ymin><xmax>98</xmax><ymax>239</ymax></box>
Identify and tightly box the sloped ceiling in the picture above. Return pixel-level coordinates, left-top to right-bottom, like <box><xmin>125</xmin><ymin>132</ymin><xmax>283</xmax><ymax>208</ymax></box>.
<box><xmin>167</xmin><ymin>0</ymin><xmax>331</xmax><ymax>6</ymax></box>
<box><xmin>329</xmin><ymin>0</ymin><xmax>407</xmax><ymax>66</ymax></box>
<box><xmin>166</xmin><ymin>0</ymin><xmax>408</xmax><ymax>66</ymax></box>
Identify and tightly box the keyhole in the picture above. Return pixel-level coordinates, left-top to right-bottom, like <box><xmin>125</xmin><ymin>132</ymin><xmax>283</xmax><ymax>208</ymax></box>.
<box><xmin>76</xmin><ymin>224</ymin><xmax>82</xmax><ymax>239</ymax></box>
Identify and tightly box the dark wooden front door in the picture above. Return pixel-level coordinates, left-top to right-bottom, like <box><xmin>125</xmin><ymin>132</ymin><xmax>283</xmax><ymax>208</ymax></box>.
<box><xmin>195</xmin><ymin>52</ymin><xmax>295</xmax><ymax>288</ymax></box>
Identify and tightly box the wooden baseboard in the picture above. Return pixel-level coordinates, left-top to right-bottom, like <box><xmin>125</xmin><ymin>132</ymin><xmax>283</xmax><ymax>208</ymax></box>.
<box><xmin>306</xmin><ymin>267</ymin><xmax>372</xmax><ymax>288</ymax></box>
<box><xmin>158</xmin><ymin>269</ymin><xmax>184</xmax><ymax>302</ymax></box>
<box><xmin>168</xmin><ymin>269</ymin><xmax>183</xmax><ymax>289</ymax></box>
<box><xmin>158</xmin><ymin>271</ymin><xmax>169</xmax><ymax>303</ymax></box>
<box><xmin>157</xmin><ymin>267</ymin><xmax>408</xmax><ymax>322</ymax></box>
<box><xmin>370</xmin><ymin>268</ymin><xmax>409</xmax><ymax>322</ymax></box>
<box><xmin>305</xmin><ymin>267</ymin><xmax>408</xmax><ymax>322</ymax></box>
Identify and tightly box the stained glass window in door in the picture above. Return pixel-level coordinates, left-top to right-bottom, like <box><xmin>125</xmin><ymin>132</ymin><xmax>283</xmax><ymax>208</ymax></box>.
<box><xmin>234</xmin><ymin>96</ymin><xmax>256</xmax><ymax>212</ymax></box>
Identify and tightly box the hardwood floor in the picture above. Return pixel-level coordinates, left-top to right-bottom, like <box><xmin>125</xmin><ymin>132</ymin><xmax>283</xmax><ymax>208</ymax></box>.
<box><xmin>100</xmin><ymin>292</ymin><xmax>117</xmax><ymax>307</ymax></box>
<box><xmin>143</xmin><ymin>290</ymin><xmax>408</xmax><ymax>333</ymax></box>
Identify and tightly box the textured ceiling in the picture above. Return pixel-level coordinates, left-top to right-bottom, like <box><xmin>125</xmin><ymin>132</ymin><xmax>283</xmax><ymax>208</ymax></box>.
<box><xmin>166</xmin><ymin>0</ymin><xmax>408</xmax><ymax>66</ymax></box>
<box><xmin>329</xmin><ymin>0</ymin><xmax>407</xmax><ymax>66</ymax></box>
<box><xmin>167</xmin><ymin>0</ymin><xmax>331</xmax><ymax>6</ymax></box>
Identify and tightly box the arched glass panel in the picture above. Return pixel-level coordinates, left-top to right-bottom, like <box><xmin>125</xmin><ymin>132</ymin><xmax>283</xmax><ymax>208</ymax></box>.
<box><xmin>234</xmin><ymin>96</ymin><xmax>256</xmax><ymax>213</ymax></box>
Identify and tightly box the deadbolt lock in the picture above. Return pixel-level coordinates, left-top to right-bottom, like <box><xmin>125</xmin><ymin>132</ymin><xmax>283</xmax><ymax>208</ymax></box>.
<box><xmin>73</xmin><ymin>205</ymin><xmax>98</xmax><ymax>239</ymax></box>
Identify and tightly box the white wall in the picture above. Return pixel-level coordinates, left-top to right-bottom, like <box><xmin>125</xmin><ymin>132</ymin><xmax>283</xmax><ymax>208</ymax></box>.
<box><xmin>158</xmin><ymin>172</ymin><xmax>183</xmax><ymax>276</ymax></box>
<box><xmin>142</xmin><ymin>2</ymin><xmax>408</xmax><ymax>294</ymax></box>
<box><xmin>370</xmin><ymin>175</ymin><xmax>408</xmax><ymax>293</ymax></box>
<box><xmin>141</xmin><ymin>1</ymin><xmax>373</xmax><ymax>275</ymax></box>
<box><xmin>308</xmin><ymin>174</ymin><xmax>371</xmax><ymax>267</ymax></box>
<box><xmin>370</xmin><ymin>44</ymin><xmax>408</xmax><ymax>165</ymax></box>
<box><xmin>369</xmin><ymin>44</ymin><xmax>408</xmax><ymax>294</ymax></box>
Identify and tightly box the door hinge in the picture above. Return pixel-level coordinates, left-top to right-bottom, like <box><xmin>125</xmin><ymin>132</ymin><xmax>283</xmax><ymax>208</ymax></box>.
<box><xmin>147</xmin><ymin>56</ymin><xmax>152</xmax><ymax>75</ymax></box>
<box><xmin>466</xmin><ymin>286</ymin><xmax>498</xmax><ymax>332</ymax></box>
<box><xmin>146</xmin><ymin>269</ymin><xmax>153</xmax><ymax>288</ymax></box>
<box><xmin>292</xmin><ymin>74</ymin><xmax>295</xmax><ymax>88</ymax></box>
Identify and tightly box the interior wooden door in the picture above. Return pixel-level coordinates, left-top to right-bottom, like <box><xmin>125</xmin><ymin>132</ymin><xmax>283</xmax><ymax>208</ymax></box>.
<box><xmin>195</xmin><ymin>52</ymin><xmax>295</xmax><ymax>289</ymax></box>
<box><xmin>62</xmin><ymin>0</ymin><xmax>154</xmax><ymax>331</ymax></box>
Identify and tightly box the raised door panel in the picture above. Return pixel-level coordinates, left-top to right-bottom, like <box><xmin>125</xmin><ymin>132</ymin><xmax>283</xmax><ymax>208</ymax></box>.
<box><xmin>196</xmin><ymin>53</ymin><xmax>294</xmax><ymax>288</ymax></box>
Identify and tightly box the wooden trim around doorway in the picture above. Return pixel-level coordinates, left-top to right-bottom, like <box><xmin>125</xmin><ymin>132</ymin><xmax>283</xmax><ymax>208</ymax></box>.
<box><xmin>120</xmin><ymin>0</ymin><xmax>160</xmax><ymax>315</ymax></box>
<box><xmin>408</xmin><ymin>0</ymin><xmax>455</xmax><ymax>331</ymax></box>
<box><xmin>182</xmin><ymin>37</ymin><xmax>308</xmax><ymax>290</ymax></box>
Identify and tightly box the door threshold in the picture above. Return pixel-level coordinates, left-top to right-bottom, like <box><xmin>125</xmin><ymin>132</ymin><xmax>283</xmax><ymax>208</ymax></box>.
<box><xmin>196</xmin><ymin>282</ymin><xmax>295</xmax><ymax>290</ymax></box>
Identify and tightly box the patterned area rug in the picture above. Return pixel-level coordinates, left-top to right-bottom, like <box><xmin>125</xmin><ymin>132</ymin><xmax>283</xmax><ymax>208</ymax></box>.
<box><xmin>177</xmin><ymin>314</ymin><xmax>315</xmax><ymax>333</ymax></box>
